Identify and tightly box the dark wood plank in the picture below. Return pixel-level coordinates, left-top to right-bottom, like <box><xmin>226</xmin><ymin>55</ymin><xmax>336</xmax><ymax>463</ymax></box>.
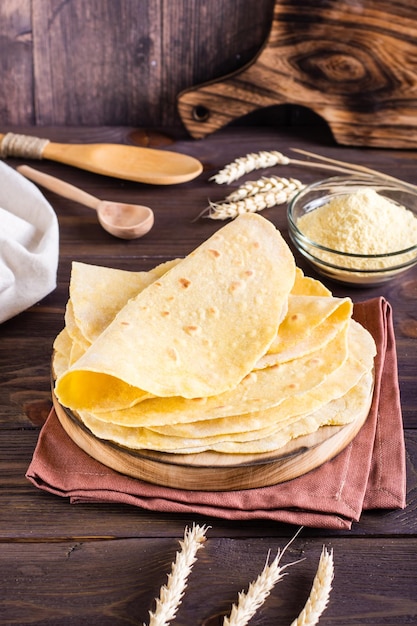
<box><xmin>1</xmin><ymin>536</ymin><xmax>416</xmax><ymax>625</ymax></box>
<box><xmin>31</xmin><ymin>1</ymin><xmax>163</xmax><ymax>126</ymax></box>
<box><xmin>0</xmin><ymin>1</ymin><xmax>276</xmax><ymax>127</ymax></box>
<box><xmin>0</xmin><ymin>0</ymin><xmax>33</xmax><ymax>124</ymax></box>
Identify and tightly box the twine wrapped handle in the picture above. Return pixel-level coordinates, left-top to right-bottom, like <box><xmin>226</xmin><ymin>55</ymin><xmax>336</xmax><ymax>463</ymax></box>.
<box><xmin>0</xmin><ymin>133</ymin><xmax>50</xmax><ymax>159</ymax></box>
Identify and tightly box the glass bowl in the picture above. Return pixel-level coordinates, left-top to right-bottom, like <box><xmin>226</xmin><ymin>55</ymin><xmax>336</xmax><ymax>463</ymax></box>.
<box><xmin>287</xmin><ymin>176</ymin><xmax>417</xmax><ymax>286</ymax></box>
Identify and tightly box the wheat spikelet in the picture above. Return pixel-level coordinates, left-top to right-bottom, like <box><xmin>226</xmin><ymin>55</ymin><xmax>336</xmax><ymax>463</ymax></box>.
<box><xmin>222</xmin><ymin>552</ymin><xmax>291</xmax><ymax>626</ymax></box>
<box><xmin>146</xmin><ymin>524</ymin><xmax>209</xmax><ymax>626</ymax></box>
<box><xmin>290</xmin><ymin>546</ymin><xmax>334</xmax><ymax>626</ymax></box>
<box><xmin>225</xmin><ymin>176</ymin><xmax>304</xmax><ymax>202</ymax></box>
<box><xmin>223</xmin><ymin>529</ymin><xmax>304</xmax><ymax>626</ymax></box>
<box><xmin>206</xmin><ymin>182</ymin><xmax>302</xmax><ymax>220</ymax></box>
<box><xmin>210</xmin><ymin>150</ymin><xmax>291</xmax><ymax>184</ymax></box>
<box><xmin>210</xmin><ymin>149</ymin><xmax>360</xmax><ymax>186</ymax></box>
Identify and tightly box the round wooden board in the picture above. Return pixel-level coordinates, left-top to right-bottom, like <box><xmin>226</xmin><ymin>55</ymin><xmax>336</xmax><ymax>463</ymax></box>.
<box><xmin>52</xmin><ymin>385</ymin><xmax>373</xmax><ymax>491</ymax></box>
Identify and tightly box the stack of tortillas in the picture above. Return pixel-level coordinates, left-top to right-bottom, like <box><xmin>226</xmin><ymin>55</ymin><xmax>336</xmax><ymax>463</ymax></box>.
<box><xmin>53</xmin><ymin>214</ymin><xmax>376</xmax><ymax>460</ymax></box>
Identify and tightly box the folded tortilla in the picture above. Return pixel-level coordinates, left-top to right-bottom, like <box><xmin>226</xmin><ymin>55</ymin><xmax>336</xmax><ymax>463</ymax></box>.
<box><xmin>55</xmin><ymin>214</ymin><xmax>296</xmax><ymax>410</ymax></box>
<box><xmin>60</xmin><ymin>265</ymin><xmax>340</xmax><ymax>370</ymax></box>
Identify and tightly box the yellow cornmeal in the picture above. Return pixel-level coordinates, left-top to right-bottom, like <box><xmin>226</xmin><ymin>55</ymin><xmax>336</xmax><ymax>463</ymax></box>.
<box><xmin>298</xmin><ymin>188</ymin><xmax>417</xmax><ymax>270</ymax></box>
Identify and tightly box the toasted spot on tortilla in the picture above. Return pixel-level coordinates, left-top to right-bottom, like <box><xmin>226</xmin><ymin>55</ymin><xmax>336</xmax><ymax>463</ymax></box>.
<box><xmin>208</xmin><ymin>248</ymin><xmax>221</xmax><ymax>258</ymax></box>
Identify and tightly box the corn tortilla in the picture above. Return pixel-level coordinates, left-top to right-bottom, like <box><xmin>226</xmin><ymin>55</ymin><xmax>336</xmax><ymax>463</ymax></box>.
<box><xmin>61</xmin><ymin>266</ymin><xmax>342</xmax><ymax>371</ymax></box>
<box><xmin>148</xmin><ymin>324</ymin><xmax>374</xmax><ymax>438</ymax></box>
<box><xmin>70</xmin><ymin>259</ymin><xmax>180</xmax><ymax>344</ymax></box>
<box><xmin>77</xmin><ymin>319</ymin><xmax>351</xmax><ymax>427</ymax></box>
<box><xmin>255</xmin><ymin>295</ymin><xmax>352</xmax><ymax>367</ymax></box>
<box><xmin>78</xmin><ymin>371</ymin><xmax>373</xmax><ymax>454</ymax></box>
<box><xmin>55</xmin><ymin>214</ymin><xmax>296</xmax><ymax>410</ymax></box>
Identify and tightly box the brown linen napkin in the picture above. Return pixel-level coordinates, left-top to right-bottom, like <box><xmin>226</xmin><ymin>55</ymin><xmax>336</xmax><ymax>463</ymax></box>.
<box><xmin>26</xmin><ymin>297</ymin><xmax>406</xmax><ymax>529</ymax></box>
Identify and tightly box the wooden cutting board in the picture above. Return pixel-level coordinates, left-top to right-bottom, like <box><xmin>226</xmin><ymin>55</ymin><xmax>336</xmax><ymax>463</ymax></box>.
<box><xmin>52</xmin><ymin>387</ymin><xmax>372</xmax><ymax>491</ymax></box>
<box><xmin>177</xmin><ymin>1</ymin><xmax>417</xmax><ymax>148</ymax></box>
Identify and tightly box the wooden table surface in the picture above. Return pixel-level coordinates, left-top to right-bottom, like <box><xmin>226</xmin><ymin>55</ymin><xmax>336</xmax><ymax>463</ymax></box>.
<box><xmin>1</xmin><ymin>123</ymin><xmax>416</xmax><ymax>625</ymax></box>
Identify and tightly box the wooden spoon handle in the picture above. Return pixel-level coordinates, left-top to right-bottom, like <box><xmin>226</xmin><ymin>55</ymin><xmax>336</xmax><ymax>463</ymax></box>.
<box><xmin>16</xmin><ymin>165</ymin><xmax>101</xmax><ymax>211</ymax></box>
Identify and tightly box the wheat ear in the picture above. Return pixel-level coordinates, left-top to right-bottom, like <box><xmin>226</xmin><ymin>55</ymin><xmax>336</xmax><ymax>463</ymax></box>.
<box><xmin>194</xmin><ymin>175</ymin><xmax>303</xmax><ymax>221</ymax></box>
<box><xmin>210</xmin><ymin>151</ymin><xmax>291</xmax><ymax>184</ymax></box>
<box><xmin>146</xmin><ymin>524</ymin><xmax>209</xmax><ymax>626</ymax></box>
<box><xmin>203</xmin><ymin>178</ymin><xmax>303</xmax><ymax>221</ymax></box>
<box><xmin>290</xmin><ymin>546</ymin><xmax>334</xmax><ymax>626</ymax></box>
<box><xmin>225</xmin><ymin>176</ymin><xmax>304</xmax><ymax>202</ymax></box>
<box><xmin>210</xmin><ymin>150</ymin><xmax>356</xmax><ymax>185</ymax></box>
<box><xmin>223</xmin><ymin>529</ymin><xmax>304</xmax><ymax>626</ymax></box>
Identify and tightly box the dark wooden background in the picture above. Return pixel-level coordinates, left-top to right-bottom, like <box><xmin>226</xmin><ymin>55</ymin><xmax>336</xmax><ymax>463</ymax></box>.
<box><xmin>2</xmin><ymin>0</ymin><xmax>282</xmax><ymax>128</ymax></box>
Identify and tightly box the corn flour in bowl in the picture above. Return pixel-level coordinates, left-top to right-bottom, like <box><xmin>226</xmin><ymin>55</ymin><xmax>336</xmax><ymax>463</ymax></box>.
<box><xmin>287</xmin><ymin>176</ymin><xmax>417</xmax><ymax>286</ymax></box>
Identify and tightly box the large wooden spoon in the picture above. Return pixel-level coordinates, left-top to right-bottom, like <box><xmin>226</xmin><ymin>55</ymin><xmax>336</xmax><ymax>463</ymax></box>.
<box><xmin>17</xmin><ymin>165</ymin><xmax>154</xmax><ymax>240</ymax></box>
<box><xmin>2</xmin><ymin>132</ymin><xmax>202</xmax><ymax>184</ymax></box>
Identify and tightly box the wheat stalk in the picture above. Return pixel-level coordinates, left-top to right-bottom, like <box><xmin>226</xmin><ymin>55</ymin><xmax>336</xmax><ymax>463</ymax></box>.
<box><xmin>291</xmin><ymin>147</ymin><xmax>417</xmax><ymax>193</ymax></box>
<box><xmin>290</xmin><ymin>546</ymin><xmax>334</xmax><ymax>626</ymax></box>
<box><xmin>223</xmin><ymin>529</ymin><xmax>304</xmax><ymax>626</ymax></box>
<box><xmin>146</xmin><ymin>524</ymin><xmax>209</xmax><ymax>626</ymax></box>
<box><xmin>210</xmin><ymin>150</ymin><xmax>356</xmax><ymax>185</ymax></box>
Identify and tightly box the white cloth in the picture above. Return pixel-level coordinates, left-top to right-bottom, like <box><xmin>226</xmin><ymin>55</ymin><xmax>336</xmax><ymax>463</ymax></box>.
<box><xmin>0</xmin><ymin>161</ymin><xmax>59</xmax><ymax>323</ymax></box>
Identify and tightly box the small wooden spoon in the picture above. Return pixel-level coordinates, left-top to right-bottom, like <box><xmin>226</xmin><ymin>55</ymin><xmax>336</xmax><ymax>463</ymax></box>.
<box><xmin>17</xmin><ymin>165</ymin><xmax>154</xmax><ymax>240</ymax></box>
